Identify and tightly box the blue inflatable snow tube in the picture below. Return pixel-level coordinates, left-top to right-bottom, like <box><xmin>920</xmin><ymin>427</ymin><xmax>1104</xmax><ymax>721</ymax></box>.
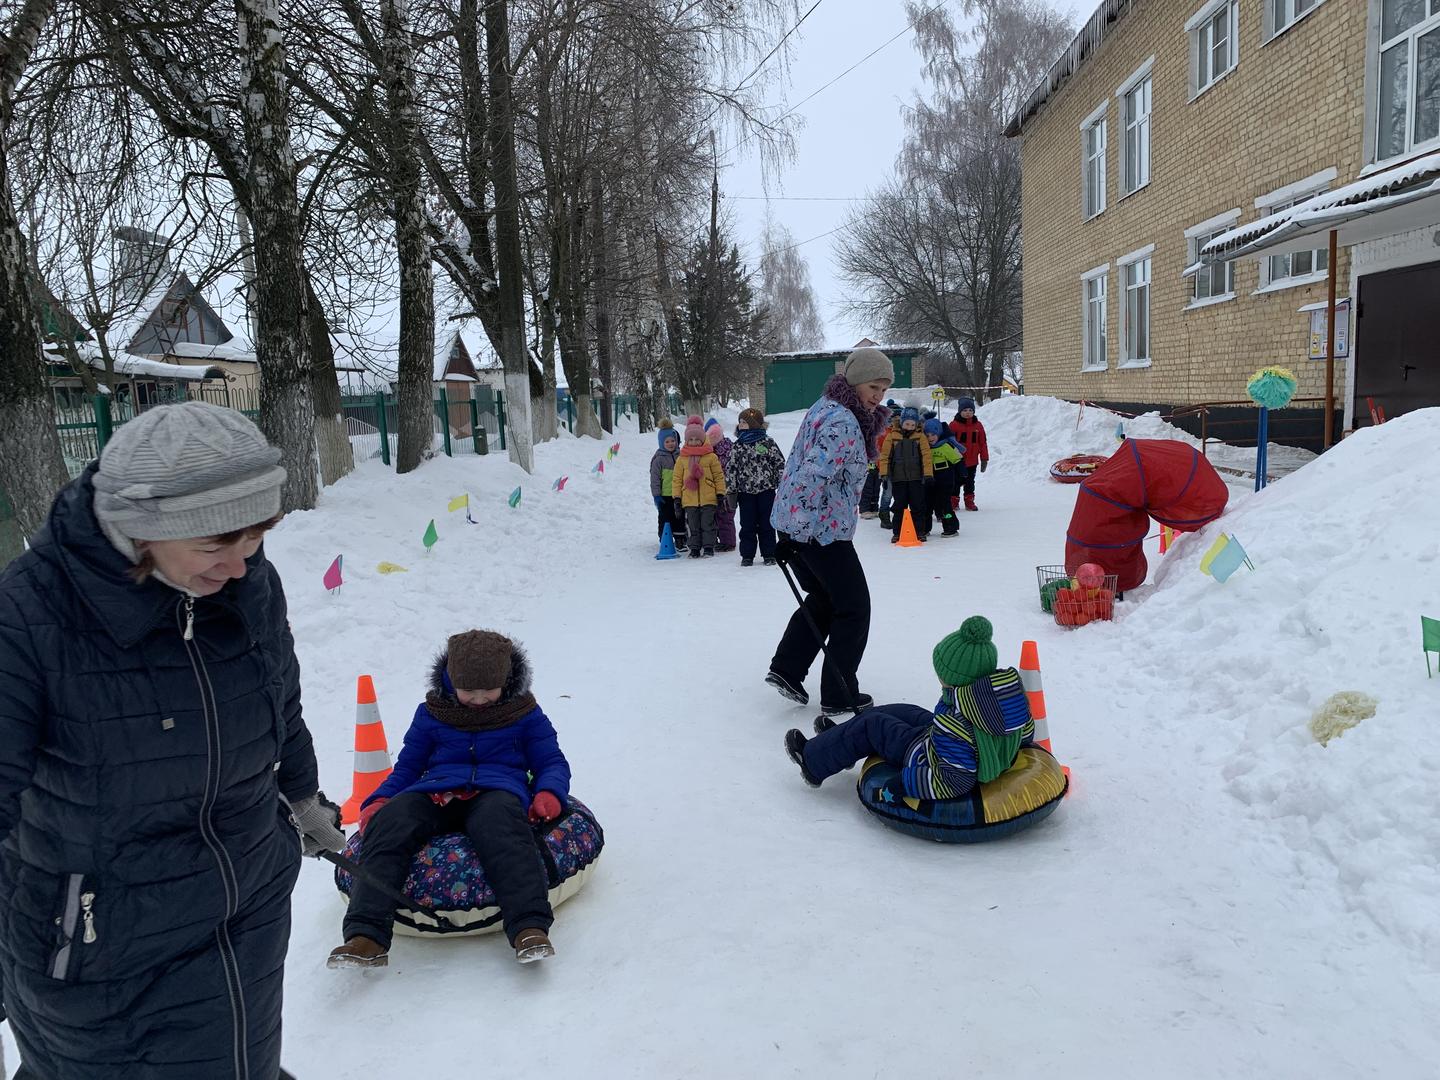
<box><xmin>856</xmin><ymin>747</ymin><xmax>1067</xmax><ymax>843</ymax></box>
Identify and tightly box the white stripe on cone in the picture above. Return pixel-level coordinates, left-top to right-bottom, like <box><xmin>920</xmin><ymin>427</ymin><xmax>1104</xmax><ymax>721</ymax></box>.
<box><xmin>352</xmin><ymin>749</ymin><xmax>393</xmax><ymax>773</ymax></box>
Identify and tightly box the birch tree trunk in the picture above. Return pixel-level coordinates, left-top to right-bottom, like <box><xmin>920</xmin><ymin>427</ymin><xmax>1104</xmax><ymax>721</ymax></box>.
<box><xmin>590</xmin><ymin>173</ymin><xmax>614</xmax><ymax>434</ymax></box>
<box><xmin>0</xmin><ymin>0</ymin><xmax>69</xmax><ymax>564</ymax></box>
<box><xmin>533</xmin><ymin>294</ymin><xmax>559</xmax><ymax>442</ymax></box>
<box><xmin>483</xmin><ymin>0</ymin><xmax>533</xmax><ymax>472</ymax></box>
<box><xmin>306</xmin><ymin>277</ymin><xmax>354</xmax><ymax>483</ymax></box>
<box><xmin>234</xmin><ymin>0</ymin><xmax>317</xmax><ymax>510</ymax></box>
<box><xmin>382</xmin><ymin>0</ymin><xmax>435</xmax><ymax>474</ymax></box>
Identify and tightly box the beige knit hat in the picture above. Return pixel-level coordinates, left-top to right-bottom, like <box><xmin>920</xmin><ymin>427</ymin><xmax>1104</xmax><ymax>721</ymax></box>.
<box><xmin>842</xmin><ymin>347</ymin><xmax>894</xmax><ymax>387</ymax></box>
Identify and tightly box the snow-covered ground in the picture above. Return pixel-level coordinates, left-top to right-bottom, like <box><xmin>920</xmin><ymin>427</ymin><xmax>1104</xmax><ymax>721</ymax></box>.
<box><xmin>13</xmin><ymin>396</ymin><xmax>1436</xmax><ymax>1078</ymax></box>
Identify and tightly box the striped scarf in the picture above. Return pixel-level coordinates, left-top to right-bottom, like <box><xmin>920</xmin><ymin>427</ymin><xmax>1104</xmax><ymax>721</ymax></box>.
<box><xmin>907</xmin><ymin>668</ymin><xmax>1034</xmax><ymax>798</ymax></box>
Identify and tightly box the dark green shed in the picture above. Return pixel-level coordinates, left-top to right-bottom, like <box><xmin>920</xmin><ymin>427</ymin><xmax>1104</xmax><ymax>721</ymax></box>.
<box><xmin>760</xmin><ymin>344</ymin><xmax>928</xmax><ymax>415</ymax></box>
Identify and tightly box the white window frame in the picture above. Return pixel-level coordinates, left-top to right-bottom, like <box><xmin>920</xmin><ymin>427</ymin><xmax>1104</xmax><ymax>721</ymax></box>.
<box><xmin>1373</xmin><ymin>0</ymin><xmax>1440</xmax><ymax>162</ymax></box>
<box><xmin>1254</xmin><ymin>170</ymin><xmax>1335</xmax><ymax>292</ymax></box>
<box><xmin>1265</xmin><ymin>0</ymin><xmax>1326</xmax><ymax>42</ymax></box>
<box><xmin>1081</xmin><ymin>263</ymin><xmax>1109</xmax><ymax>372</ymax></box>
<box><xmin>1117</xmin><ymin>58</ymin><xmax>1154</xmax><ymax>198</ymax></box>
<box><xmin>1080</xmin><ymin>102</ymin><xmax>1108</xmax><ymax>220</ymax></box>
<box><xmin>1117</xmin><ymin>244</ymin><xmax>1154</xmax><ymax>369</ymax></box>
<box><xmin>1184</xmin><ymin>209</ymin><xmax>1241</xmax><ymax>308</ymax></box>
<box><xmin>1187</xmin><ymin>0</ymin><xmax>1240</xmax><ymax>99</ymax></box>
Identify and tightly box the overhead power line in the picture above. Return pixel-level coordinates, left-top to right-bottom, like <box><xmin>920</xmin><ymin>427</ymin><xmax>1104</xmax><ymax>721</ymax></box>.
<box><xmin>758</xmin><ymin>223</ymin><xmax>848</xmax><ymax>260</ymax></box>
<box><xmin>718</xmin><ymin>0</ymin><xmax>953</xmax><ymax>167</ymax></box>
<box><xmin>730</xmin><ymin>0</ymin><xmax>827</xmax><ymax>96</ymax></box>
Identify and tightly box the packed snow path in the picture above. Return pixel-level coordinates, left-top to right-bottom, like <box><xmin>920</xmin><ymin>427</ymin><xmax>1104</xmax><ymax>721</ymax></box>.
<box><xmin>16</xmin><ymin>398</ymin><xmax>1432</xmax><ymax>1078</ymax></box>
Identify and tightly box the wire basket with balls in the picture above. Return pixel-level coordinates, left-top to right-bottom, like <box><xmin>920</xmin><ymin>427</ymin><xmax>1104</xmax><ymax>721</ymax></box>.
<box><xmin>1037</xmin><ymin>563</ymin><xmax>1118</xmax><ymax>627</ymax></box>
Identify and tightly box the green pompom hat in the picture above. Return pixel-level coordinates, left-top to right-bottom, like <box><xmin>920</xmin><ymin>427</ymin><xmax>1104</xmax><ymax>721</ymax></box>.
<box><xmin>932</xmin><ymin>616</ymin><xmax>998</xmax><ymax>687</ymax></box>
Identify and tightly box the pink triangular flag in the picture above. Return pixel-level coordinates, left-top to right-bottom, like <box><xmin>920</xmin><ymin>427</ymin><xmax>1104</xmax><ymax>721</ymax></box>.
<box><xmin>322</xmin><ymin>555</ymin><xmax>343</xmax><ymax>592</ymax></box>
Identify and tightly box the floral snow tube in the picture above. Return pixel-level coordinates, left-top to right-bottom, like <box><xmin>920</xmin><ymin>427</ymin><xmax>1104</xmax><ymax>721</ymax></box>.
<box><xmin>1050</xmin><ymin>454</ymin><xmax>1109</xmax><ymax>483</ymax></box>
<box><xmin>857</xmin><ymin>748</ymin><xmax>1066</xmax><ymax>843</ymax></box>
<box><xmin>334</xmin><ymin>798</ymin><xmax>603</xmax><ymax>936</ymax></box>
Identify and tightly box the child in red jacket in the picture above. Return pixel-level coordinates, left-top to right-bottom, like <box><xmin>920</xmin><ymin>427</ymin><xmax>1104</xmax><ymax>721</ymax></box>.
<box><xmin>948</xmin><ymin>397</ymin><xmax>989</xmax><ymax>511</ymax></box>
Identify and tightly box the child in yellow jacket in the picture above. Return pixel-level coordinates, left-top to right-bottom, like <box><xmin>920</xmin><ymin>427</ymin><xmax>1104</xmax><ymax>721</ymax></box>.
<box><xmin>673</xmin><ymin>419</ymin><xmax>727</xmax><ymax>558</ymax></box>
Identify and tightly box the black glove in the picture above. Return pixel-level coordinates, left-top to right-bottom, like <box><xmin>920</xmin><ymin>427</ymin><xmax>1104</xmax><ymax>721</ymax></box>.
<box><xmin>980</xmin><ymin>460</ymin><xmax>988</xmax><ymax>473</ymax></box>
<box><xmin>653</xmin><ymin>494</ymin><xmax>664</xmax><ymax>508</ymax></box>
<box><xmin>725</xmin><ymin>492</ymin><xmax>738</xmax><ymax>512</ymax></box>
<box><xmin>775</xmin><ymin>535</ymin><xmax>799</xmax><ymax>565</ymax></box>
<box><xmin>673</xmin><ymin>497</ymin><xmax>684</xmax><ymax>516</ymax></box>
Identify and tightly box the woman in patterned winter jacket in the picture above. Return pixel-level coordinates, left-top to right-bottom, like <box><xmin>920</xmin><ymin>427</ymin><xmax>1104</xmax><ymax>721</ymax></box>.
<box><xmin>723</xmin><ymin>408</ymin><xmax>785</xmax><ymax>567</ymax></box>
<box><xmin>767</xmin><ymin>348</ymin><xmax>893</xmax><ymax>717</ymax></box>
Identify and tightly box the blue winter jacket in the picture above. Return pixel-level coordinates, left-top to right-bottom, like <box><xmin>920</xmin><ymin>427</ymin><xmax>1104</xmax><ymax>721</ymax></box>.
<box><xmin>0</xmin><ymin>465</ymin><xmax>318</xmax><ymax>1079</ymax></box>
<box><xmin>367</xmin><ymin>648</ymin><xmax>571</xmax><ymax>808</ymax></box>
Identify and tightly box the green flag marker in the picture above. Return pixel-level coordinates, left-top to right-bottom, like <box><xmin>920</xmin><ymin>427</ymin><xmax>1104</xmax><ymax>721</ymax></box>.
<box><xmin>422</xmin><ymin>519</ymin><xmax>438</xmax><ymax>550</ymax></box>
<box><xmin>508</xmin><ymin>486</ymin><xmax>522</xmax><ymax>508</ymax></box>
<box><xmin>1423</xmin><ymin>615</ymin><xmax>1440</xmax><ymax>678</ymax></box>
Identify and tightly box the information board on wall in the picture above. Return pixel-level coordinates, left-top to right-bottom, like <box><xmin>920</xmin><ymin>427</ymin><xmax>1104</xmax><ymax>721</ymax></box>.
<box><xmin>1307</xmin><ymin>300</ymin><xmax>1350</xmax><ymax>360</ymax></box>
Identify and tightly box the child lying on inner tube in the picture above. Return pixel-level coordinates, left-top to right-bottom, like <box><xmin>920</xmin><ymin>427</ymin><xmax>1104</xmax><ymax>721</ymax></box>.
<box><xmin>783</xmin><ymin>616</ymin><xmax>1034</xmax><ymax>800</ymax></box>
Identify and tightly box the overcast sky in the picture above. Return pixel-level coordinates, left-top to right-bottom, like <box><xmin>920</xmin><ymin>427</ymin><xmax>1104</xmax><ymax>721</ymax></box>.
<box><xmin>723</xmin><ymin>0</ymin><xmax>1089</xmax><ymax>352</ymax></box>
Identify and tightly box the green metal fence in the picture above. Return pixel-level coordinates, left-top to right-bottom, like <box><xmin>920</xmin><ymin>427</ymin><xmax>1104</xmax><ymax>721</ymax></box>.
<box><xmin>557</xmin><ymin>393</ymin><xmax>643</xmax><ymax>433</ymax></box>
<box><xmin>51</xmin><ymin>384</ymin><xmax>510</xmax><ymax>474</ymax></box>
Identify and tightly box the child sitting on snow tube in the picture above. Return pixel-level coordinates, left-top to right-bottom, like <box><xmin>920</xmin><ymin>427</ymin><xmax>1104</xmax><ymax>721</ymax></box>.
<box><xmin>784</xmin><ymin>617</ymin><xmax>1061</xmax><ymax>840</ymax></box>
<box><xmin>328</xmin><ymin>630</ymin><xmax>571</xmax><ymax>969</ymax></box>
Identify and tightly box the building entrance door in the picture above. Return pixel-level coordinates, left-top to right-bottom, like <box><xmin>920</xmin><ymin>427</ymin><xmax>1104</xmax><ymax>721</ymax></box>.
<box><xmin>1354</xmin><ymin>261</ymin><xmax>1440</xmax><ymax>424</ymax></box>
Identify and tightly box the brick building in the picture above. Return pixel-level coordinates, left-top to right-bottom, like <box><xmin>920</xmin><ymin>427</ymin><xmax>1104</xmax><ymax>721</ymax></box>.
<box><xmin>1004</xmin><ymin>0</ymin><xmax>1438</xmax><ymax>448</ymax></box>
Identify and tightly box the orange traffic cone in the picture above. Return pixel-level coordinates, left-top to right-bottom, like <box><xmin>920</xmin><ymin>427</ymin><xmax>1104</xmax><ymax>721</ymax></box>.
<box><xmin>1019</xmin><ymin>640</ymin><xmax>1069</xmax><ymax>786</ymax></box>
<box><xmin>896</xmin><ymin>508</ymin><xmax>923</xmax><ymax>548</ymax></box>
<box><xmin>340</xmin><ymin>675</ymin><xmax>394</xmax><ymax>825</ymax></box>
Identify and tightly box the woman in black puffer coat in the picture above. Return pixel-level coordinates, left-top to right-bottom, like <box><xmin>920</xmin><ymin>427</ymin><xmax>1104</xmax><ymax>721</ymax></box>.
<box><xmin>0</xmin><ymin>402</ymin><xmax>343</xmax><ymax>1079</ymax></box>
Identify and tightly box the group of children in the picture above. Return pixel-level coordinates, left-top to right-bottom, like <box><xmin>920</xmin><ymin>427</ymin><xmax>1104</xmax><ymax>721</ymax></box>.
<box><xmin>860</xmin><ymin>397</ymin><xmax>990</xmax><ymax>542</ymax></box>
<box><xmin>649</xmin><ymin>410</ymin><xmax>786</xmax><ymax>564</ymax></box>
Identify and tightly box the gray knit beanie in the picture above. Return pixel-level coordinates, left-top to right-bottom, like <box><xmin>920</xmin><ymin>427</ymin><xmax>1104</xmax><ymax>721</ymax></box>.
<box><xmin>92</xmin><ymin>402</ymin><xmax>286</xmax><ymax>555</ymax></box>
<box><xmin>842</xmin><ymin>347</ymin><xmax>894</xmax><ymax>387</ymax></box>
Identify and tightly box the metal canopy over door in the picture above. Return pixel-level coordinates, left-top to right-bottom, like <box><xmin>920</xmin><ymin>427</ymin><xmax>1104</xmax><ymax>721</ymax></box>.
<box><xmin>1354</xmin><ymin>261</ymin><xmax>1440</xmax><ymax>423</ymax></box>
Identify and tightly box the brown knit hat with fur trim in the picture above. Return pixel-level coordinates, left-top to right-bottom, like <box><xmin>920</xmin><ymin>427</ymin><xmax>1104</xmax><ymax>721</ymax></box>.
<box><xmin>738</xmin><ymin>407</ymin><xmax>764</xmax><ymax>429</ymax></box>
<box><xmin>446</xmin><ymin>630</ymin><xmax>514</xmax><ymax>690</ymax></box>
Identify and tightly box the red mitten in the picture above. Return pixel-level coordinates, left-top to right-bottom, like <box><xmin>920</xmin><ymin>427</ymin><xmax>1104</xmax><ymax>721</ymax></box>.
<box><xmin>357</xmin><ymin>797</ymin><xmax>389</xmax><ymax>835</ymax></box>
<box><xmin>528</xmin><ymin>791</ymin><xmax>562</xmax><ymax>823</ymax></box>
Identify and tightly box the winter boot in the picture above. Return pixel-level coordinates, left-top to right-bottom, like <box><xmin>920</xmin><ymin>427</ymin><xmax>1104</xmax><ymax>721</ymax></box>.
<box><xmin>765</xmin><ymin>670</ymin><xmax>809</xmax><ymax>706</ymax></box>
<box><xmin>327</xmin><ymin>936</ymin><xmax>389</xmax><ymax>969</ymax></box>
<box><xmin>741</xmin><ymin>557</ymin><xmax>754</xmax><ymax>567</ymax></box>
<box><xmin>813</xmin><ymin>715</ymin><xmax>836</xmax><ymax>735</ymax></box>
<box><xmin>762</xmin><ymin>556</ymin><xmax>777</xmax><ymax>566</ymax></box>
<box><xmin>514</xmin><ymin>928</ymin><xmax>555</xmax><ymax>964</ymax></box>
<box><xmin>879</xmin><ymin>510</ymin><xmax>892</xmax><ymax>530</ymax></box>
<box><xmin>819</xmin><ymin>692</ymin><xmax>873</xmax><ymax>717</ymax></box>
<box><xmin>688</xmin><ymin>548</ymin><xmax>702</xmax><ymax>559</ymax></box>
<box><xmin>702</xmin><ymin>547</ymin><xmax>716</xmax><ymax>558</ymax></box>
<box><xmin>964</xmin><ymin>493</ymin><xmax>978</xmax><ymax>511</ymax></box>
<box><xmin>784</xmin><ymin>729</ymin><xmax>821</xmax><ymax>787</ymax></box>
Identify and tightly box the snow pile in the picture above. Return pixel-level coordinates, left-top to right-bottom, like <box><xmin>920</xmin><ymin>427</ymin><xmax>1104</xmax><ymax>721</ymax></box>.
<box><xmin>1107</xmin><ymin>408</ymin><xmax>1440</xmax><ymax>955</ymax></box>
<box><xmin>922</xmin><ymin>393</ymin><xmax>1316</xmax><ymax>482</ymax></box>
<box><xmin>974</xmin><ymin>394</ymin><xmax>1190</xmax><ymax>480</ymax></box>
